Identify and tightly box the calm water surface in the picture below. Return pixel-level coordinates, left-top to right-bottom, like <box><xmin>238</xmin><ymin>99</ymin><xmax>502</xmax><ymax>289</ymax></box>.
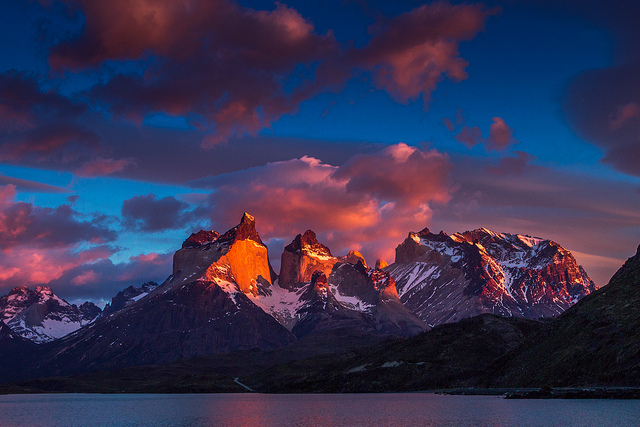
<box><xmin>1</xmin><ymin>393</ymin><xmax>639</xmax><ymax>427</ymax></box>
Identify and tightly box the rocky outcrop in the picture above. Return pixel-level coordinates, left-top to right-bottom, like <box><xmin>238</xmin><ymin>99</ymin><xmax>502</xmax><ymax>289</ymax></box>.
<box><xmin>0</xmin><ymin>286</ymin><xmax>101</xmax><ymax>343</ymax></box>
<box><xmin>102</xmin><ymin>282</ymin><xmax>159</xmax><ymax>316</ymax></box>
<box><xmin>387</xmin><ymin>227</ymin><xmax>598</xmax><ymax>327</ymax></box>
<box><xmin>329</xmin><ymin>261</ymin><xmax>427</xmax><ymax>337</ymax></box>
<box><xmin>278</xmin><ymin>230</ymin><xmax>338</xmax><ymax>290</ymax></box>
<box><xmin>291</xmin><ymin>271</ymin><xmax>377</xmax><ymax>339</ymax></box>
<box><xmin>338</xmin><ymin>250</ymin><xmax>368</xmax><ymax>268</ymax></box>
<box><xmin>172</xmin><ymin>213</ymin><xmax>274</xmax><ymax>296</ymax></box>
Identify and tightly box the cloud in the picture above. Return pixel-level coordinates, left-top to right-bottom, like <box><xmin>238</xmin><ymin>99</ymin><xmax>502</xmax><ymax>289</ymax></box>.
<box><xmin>563</xmin><ymin>64</ymin><xmax>640</xmax><ymax>176</ymax></box>
<box><xmin>50</xmin><ymin>0</ymin><xmax>338</xmax><ymax>146</ymax></box>
<box><xmin>0</xmin><ymin>248</ymin><xmax>172</xmax><ymax>304</ymax></box>
<box><xmin>75</xmin><ymin>157</ymin><xmax>135</xmax><ymax>177</ymax></box>
<box><xmin>46</xmin><ymin>252</ymin><xmax>173</xmax><ymax>303</ymax></box>
<box><xmin>448</xmin><ymin>115</ymin><xmax>516</xmax><ymax>151</ymax></box>
<box><xmin>455</xmin><ymin>126</ymin><xmax>482</xmax><ymax>148</ymax></box>
<box><xmin>121</xmin><ymin>193</ymin><xmax>197</xmax><ymax>232</ymax></box>
<box><xmin>0</xmin><ymin>71</ymin><xmax>99</xmax><ymax>162</ymax></box>
<box><xmin>557</xmin><ymin>1</ymin><xmax>640</xmax><ymax>177</ymax></box>
<box><xmin>0</xmin><ymin>244</ymin><xmax>116</xmax><ymax>294</ymax></box>
<box><xmin>0</xmin><ymin>184</ymin><xmax>116</xmax><ymax>249</ymax></box>
<box><xmin>352</xmin><ymin>3</ymin><xmax>498</xmax><ymax>106</ymax></box>
<box><xmin>196</xmin><ymin>143</ymin><xmax>452</xmax><ymax>264</ymax></box>
<box><xmin>486</xmin><ymin>117</ymin><xmax>516</xmax><ymax>151</ymax></box>
<box><xmin>487</xmin><ymin>151</ymin><xmax>534</xmax><ymax>176</ymax></box>
<box><xmin>40</xmin><ymin>1</ymin><xmax>496</xmax><ymax>147</ymax></box>
<box><xmin>0</xmin><ymin>174</ymin><xmax>69</xmax><ymax>193</ymax></box>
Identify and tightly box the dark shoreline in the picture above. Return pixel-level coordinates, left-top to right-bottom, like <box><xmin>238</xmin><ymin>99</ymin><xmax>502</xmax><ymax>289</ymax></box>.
<box><xmin>3</xmin><ymin>384</ymin><xmax>640</xmax><ymax>399</ymax></box>
<box><xmin>441</xmin><ymin>387</ymin><xmax>640</xmax><ymax>399</ymax></box>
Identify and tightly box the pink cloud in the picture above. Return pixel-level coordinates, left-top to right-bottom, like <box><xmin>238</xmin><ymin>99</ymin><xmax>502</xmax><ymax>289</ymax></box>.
<box><xmin>41</xmin><ymin>1</ymin><xmax>496</xmax><ymax>147</ymax></box>
<box><xmin>0</xmin><ymin>245</ymin><xmax>115</xmax><ymax>290</ymax></box>
<box><xmin>455</xmin><ymin>125</ymin><xmax>482</xmax><ymax>148</ymax></box>
<box><xmin>353</xmin><ymin>3</ymin><xmax>498</xmax><ymax>106</ymax></box>
<box><xmin>486</xmin><ymin>117</ymin><xmax>516</xmax><ymax>151</ymax></box>
<box><xmin>198</xmin><ymin>143</ymin><xmax>452</xmax><ymax>265</ymax></box>
<box><xmin>75</xmin><ymin>157</ymin><xmax>135</xmax><ymax>177</ymax></box>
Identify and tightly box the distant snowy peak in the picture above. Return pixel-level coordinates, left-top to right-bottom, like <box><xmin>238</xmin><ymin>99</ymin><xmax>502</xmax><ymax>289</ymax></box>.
<box><xmin>388</xmin><ymin>227</ymin><xmax>597</xmax><ymax>327</ymax></box>
<box><xmin>0</xmin><ymin>286</ymin><xmax>101</xmax><ymax>343</ymax></box>
<box><xmin>102</xmin><ymin>281</ymin><xmax>159</xmax><ymax>317</ymax></box>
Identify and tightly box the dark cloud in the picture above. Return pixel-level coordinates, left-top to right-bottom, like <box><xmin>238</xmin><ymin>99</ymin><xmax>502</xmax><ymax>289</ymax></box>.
<box><xmin>0</xmin><ymin>174</ymin><xmax>69</xmax><ymax>193</ymax></box>
<box><xmin>556</xmin><ymin>1</ymin><xmax>640</xmax><ymax>176</ymax></box>
<box><xmin>0</xmin><ymin>71</ymin><xmax>99</xmax><ymax>162</ymax></box>
<box><xmin>0</xmin><ymin>184</ymin><xmax>116</xmax><ymax>249</ymax></box>
<box><xmin>487</xmin><ymin>151</ymin><xmax>534</xmax><ymax>175</ymax></box>
<box><xmin>563</xmin><ymin>64</ymin><xmax>640</xmax><ymax>176</ymax></box>
<box><xmin>122</xmin><ymin>193</ymin><xmax>195</xmax><ymax>232</ymax></box>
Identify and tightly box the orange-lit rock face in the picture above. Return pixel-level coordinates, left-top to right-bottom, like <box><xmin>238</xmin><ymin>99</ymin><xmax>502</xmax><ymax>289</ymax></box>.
<box><xmin>279</xmin><ymin>230</ymin><xmax>338</xmax><ymax>290</ymax></box>
<box><xmin>204</xmin><ymin>239</ymin><xmax>272</xmax><ymax>295</ymax></box>
<box><xmin>172</xmin><ymin>212</ymin><xmax>272</xmax><ymax>297</ymax></box>
<box><xmin>339</xmin><ymin>250</ymin><xmax>368</xmax><ymax>268</ymax></box>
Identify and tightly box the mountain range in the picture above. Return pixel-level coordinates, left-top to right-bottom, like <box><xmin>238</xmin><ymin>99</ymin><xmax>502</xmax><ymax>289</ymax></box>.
<box><xmin>0</xmin><ymin>213</ymin><xmax>607</xmax><ymax>387</ymax></box>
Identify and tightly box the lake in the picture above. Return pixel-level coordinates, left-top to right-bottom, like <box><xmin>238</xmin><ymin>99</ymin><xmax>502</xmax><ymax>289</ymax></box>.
<box><xmin>1</xmin><ymin>393</ymin><xmax>639</xmax><ymax>426</ymax></box>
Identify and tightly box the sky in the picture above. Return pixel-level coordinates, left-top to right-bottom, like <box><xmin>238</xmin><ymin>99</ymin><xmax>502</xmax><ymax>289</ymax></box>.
<box><xmin>1</xmin><ymin>0</ymin><xmax>639</xmax><ymax>306</ymax></box>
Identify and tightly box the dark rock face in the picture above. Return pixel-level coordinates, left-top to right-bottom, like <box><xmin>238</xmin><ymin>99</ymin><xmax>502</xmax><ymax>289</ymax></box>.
<box><xmin>0</xmin><ymin>286</ymin><xmax>101</xmax><ymax>343</ymax></box>
<box><xmin>279</xmin><ymin>230</ymin><xmax>338</xmax><ymax>290</ymax></box>
<box><xmin>387</xmin><ymin>227</ymin><xmax>598</xmax><ymax>327</ymax></box>
<box><xmin>292</xmin><ymin>271</ymin><xmax>377</xmax><ymax>339</ymax></box>
<box><xmin>28</xmin><ymin>280</ymin><xmax>295</xmax><ymax>378</ymax></box>
<box><xmin>102</xmin><ymin>282</ymin><xmax>159</xmax><ymax>316</ymax></box>
<box><xmin>182</xmin><ymin>230</ymin><xmax>220</xmax><ymax>248</ymax></box>
<box><xmin>329</xmin><ymin>262</ymin><xmax>427</xmax><ymax>337</ymax></box>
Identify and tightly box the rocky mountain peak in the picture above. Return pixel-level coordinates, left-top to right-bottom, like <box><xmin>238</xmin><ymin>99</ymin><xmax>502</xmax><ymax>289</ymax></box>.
<box><xmin>172</xmin><ymin>213</ymin><xmax>273</xmax><ymax>296</ymax></box>
<box><xmin>217</xmin><ymin>212</ymin><xmax>264</xmax><ymax>246</ymax></box>
<box><xmin>311</xmin><ymin>270</ymin><xmax>330</xmax><ymax>294</ymax></box>
<box><xmin>339</xmin><ymin>250</ymin><xmax>367</xmax><ymax>268</ymax></box>
<box><xmin>182</xmin><ymin>230</ymin><xmax>221</xmax><ymax>248</ymax></box>
<box><xmin>387</xmin><ymin>225</ymin><xmax>598</xmax><ymax>327</ymax></box>
<box><xmin>0</xmin><ymin>286</ymin><xmax>101</xmax><ymax>343</ymax></box>
<box><xmin>375</xmin><ymin>259</ymin><xmax>389</xmax><ymax>269</ymax></box>
<box><xmin>285</xmin><ymin>230</ymin><xmax>332</xmax><ymax>256</ymax></box>
<box><xmin>279</xmin><ymin>230</ymin><xmax>338</xmax><ymax>290</ymax></box>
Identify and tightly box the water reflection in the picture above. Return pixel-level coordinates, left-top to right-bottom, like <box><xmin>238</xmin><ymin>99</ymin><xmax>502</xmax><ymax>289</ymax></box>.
<box><xmin>1</xmin><ymin>393</ymin><xmax>640</xmax><ymax>427</ymax></box>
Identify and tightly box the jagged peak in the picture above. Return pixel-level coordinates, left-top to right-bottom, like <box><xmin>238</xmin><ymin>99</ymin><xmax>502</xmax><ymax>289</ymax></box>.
<box><xmin>339</xmin><ymin>250</ymin><xmax>367</xmax><ymax>268</ymax></box>
<box><xmin>218</xmin><ymin>212</ymin><xmax>264</xmax><ymax>246</ymax></box>
<box><xmin>375</xmin><ymin>259</ymin><xmax>389</xmax><ymax>269</ymax></box>
<box><xmin>182</xmin><ymin>230</ymin><xmax>221</xmax><ymax>248</ymax></box>
<box><xmin>285</xmin><ymin>229</ymin><xmax>333</xmax><ymax>258</ymax></box>
<box><xmin>241</xmin><ymin>212</ymin><xmax>255</xmax><ymax>223</ymax></box>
